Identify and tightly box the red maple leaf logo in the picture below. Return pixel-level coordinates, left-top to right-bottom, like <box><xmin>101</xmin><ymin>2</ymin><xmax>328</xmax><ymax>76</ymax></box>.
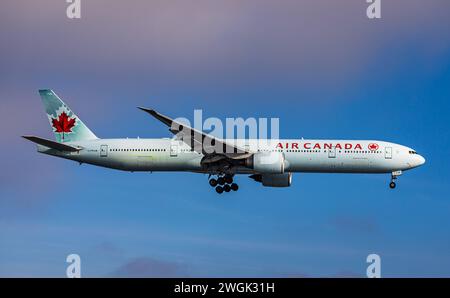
<box><xmin>51</xmin><ymin>112</ymin><xmax>76</xmax><ymax>139</ymax></box>
<box><xmin>368</xmin><ymin>143</ymin><xmax>379</xmax><ymax>151</ymax></box>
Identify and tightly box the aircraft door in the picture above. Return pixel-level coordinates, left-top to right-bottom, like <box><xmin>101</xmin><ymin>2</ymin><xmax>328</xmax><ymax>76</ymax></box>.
<box><xmin>328</xmin><ymin>147</ymin><xmax>336</xmax><ymax>158</ymax></box>
<box><xmin>385</xmin><ymin>147</ymin><xmax>392</xmax><ymax>159</ymax></box>
<box><xmin>100</xmin><ymin>145</ymin><xmax>108</xmax><ymax>157</ymax></box>
<box><xmin>170</xmin><ymin>144</ymin><xmax>178</xmax><ymax>157</ymax></box>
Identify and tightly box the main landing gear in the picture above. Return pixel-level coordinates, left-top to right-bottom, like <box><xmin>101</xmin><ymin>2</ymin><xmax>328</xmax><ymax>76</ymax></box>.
<box><xmin>389</xmin><ymin>170</ymin><xmax>402</xmax><ymax>189</ymax></box>
<box><xmin>209</xmin><ymin>174</ymin><xmax>239</xmax><ymax>194</ymax></box>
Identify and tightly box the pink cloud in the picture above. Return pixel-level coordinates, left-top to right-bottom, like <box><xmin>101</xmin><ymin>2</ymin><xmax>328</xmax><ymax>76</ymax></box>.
<box><xmin>1</xmin><ymin>0</ymin><xmax>448</xmax><ymax>98</ymax></box>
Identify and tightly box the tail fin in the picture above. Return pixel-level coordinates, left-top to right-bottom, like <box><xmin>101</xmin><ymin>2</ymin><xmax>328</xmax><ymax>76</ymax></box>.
<box><xmin>39</xmin><ymin>89</ymin><xmax>98</xmax><ymax>143</ymax></box>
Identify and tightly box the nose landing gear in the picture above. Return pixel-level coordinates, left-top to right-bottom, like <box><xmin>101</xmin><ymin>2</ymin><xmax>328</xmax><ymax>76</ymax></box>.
<box><xmin>389</xmin><ymin>170</ymin><xmax>402</xmax><ymax>189</ymax></box>
<box><xmin>209</xmin><ymin>174</ymin><xmax>238</xmax><ymax>194</ymax></box>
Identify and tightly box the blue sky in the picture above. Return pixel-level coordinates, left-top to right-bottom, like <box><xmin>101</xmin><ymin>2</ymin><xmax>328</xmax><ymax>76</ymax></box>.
<box><xmin>1</xmin><ymin>0</ymin><xmax>450</xmax><ymax>277</ymax></box>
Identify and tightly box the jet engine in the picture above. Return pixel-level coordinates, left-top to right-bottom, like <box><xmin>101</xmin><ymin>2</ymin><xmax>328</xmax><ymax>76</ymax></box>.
<box><xmin>249</xmin><ymin>173</ymin><xmax>292</xmax><ymax>187</ymax></box>
<box><xmin>245</xmin><ymin>152</ymin><xmax>285</xmax><ymax>174</ymax></box>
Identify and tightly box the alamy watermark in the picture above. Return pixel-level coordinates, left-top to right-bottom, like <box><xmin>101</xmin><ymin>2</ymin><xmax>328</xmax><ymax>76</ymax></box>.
<box><xmin>366</xmin><ymin>253</ymin><xmax>381</xmax><ymax>278</ymax></box>
<box><xmin>66</xmin><ymin>253</ymin><xmax>81</xmax><ymax>278</ymax></box>
<box><xmin>366</xmin><ymin>0</ymin><xmax>381</xmax><ymax>19</ymax></box>
<box><xmin>170</xmin><ymin>109</ymin><xmax>280</xmax><ymax>155</ymax></box>
<box><xmin>63</xmin><ymin>253</ymin><xmax>381</xmax><ymax>278</ymax></box>
<box><xmin>65</xmin><ymin>1</ymin><xmax>381</xmax><ymax>21</ymax></box>
<box><xmin>66</xmin><ymin>0</ymin><xmax>81</xmax><ymax>19</ymax></box>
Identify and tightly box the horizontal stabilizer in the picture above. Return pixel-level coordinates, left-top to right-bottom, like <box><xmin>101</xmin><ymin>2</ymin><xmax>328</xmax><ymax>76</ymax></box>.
<box><xmin>22</xmin><ymin>135</ymin><xmax>81</xmax><ymax>152</ymax></box>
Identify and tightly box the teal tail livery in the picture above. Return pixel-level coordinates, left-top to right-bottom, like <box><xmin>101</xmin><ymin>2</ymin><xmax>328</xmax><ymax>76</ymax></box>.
<box><xmin>39</xmin><ymin>89</ymin><xmax>98</xmax><ymax>143</ymax></box>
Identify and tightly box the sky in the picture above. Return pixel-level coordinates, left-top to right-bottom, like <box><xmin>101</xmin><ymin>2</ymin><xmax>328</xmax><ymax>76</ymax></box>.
<box><xmin>0</xmin><ymin>0</ymin><xmax>450</xmax><ymax>277</ymax></box>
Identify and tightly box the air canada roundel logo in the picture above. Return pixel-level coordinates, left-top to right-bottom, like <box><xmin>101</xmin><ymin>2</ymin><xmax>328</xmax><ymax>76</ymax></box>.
<box><xmin>52</xmin><ymin>111</ymin><xmax>76</xmax><ymax>133</ymax></box>
<box><xmin>50</xmin><ymin>111</ymin><xmax>76</xmax><ymax>140</ymax></box>
<box><xmin>368</xmin><ymin>143</ymin><xmax>379</xmax><ymax>151</ymax></box>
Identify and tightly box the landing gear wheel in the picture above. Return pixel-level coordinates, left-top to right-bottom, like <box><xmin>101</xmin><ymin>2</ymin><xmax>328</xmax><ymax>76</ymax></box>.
<box><xmin>230</xmin><ymin>183</ymin><xmax>239</xmax><ymax>191</ymax></box>
<box><xmin>389</xmin><ymin>171</ymin><xmax>401</xmax><ymax>190</ymax></box>
<box><xmin>223</xmin><ymin>184</ymin><xmax>231</xmax><ymax>192</ymax></box>
<box><xmin>224</xmin><ymin>175</ymin><xmax>233</xmax><ymax>184</ymax></box>
<box><xmin>209</xmin><ymin>178</ymin><xmax>218</xmax><ymax>187</ymax></box>
<box><xmin>215</xmin><ymin>186</ymin><xmax>224</xmax><ymax>194</ymax></box>
<box><xmin>217</xmin><ymin>177</ymin><xmax>225</xmax><ymax>185</ymax></box>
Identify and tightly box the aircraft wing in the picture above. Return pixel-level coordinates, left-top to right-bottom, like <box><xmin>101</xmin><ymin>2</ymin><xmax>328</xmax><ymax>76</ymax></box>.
<box><xmin>22</xmin><ymin>135</ymin><xmax>81</xmax><ymax>152</ymax></box>
<box><xmin>138</xmin><ymin>107</ymin><xmax>252</xmax><ymax>162</ymax></box>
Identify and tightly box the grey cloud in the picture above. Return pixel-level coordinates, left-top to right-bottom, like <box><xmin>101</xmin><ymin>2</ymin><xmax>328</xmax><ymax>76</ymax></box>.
<box><xmin>92</xmin><ymin>241</ymin><xmax>124</xmax><ymax>258</ymax></box>
<box><xmin>0</xmin><ymin>89</ymin><xmax>69</xmax><ymax>210</ymax></box>
<box><xmin>329</xmin><ymin>215</ymin><xmax>379</xmax><ymax>234</ymax></box>
<box><xmin>110</xmin><ymin>257</ymin><xmax>189</xmax><ymax>277</ymax></box>
<box><xmin>0</xmin><ymin>0</ymin><xmax>449</xmax><ymax>208</ymax></box>
<box><xmin>1</xmin><ymin>0</ymin><xmax>449</xmax><ymax>97</ymax></box>
<box><xmin>332</xmin><ymin>270</ymin><xmax>364</xmax><ymax>278</ymax></box>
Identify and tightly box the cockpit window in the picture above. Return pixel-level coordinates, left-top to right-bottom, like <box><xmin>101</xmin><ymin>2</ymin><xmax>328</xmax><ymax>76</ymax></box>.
<box><xmin>408</xmin><ymin>150</ymin><xmax>418</xmax><ymax>155</ymax></box>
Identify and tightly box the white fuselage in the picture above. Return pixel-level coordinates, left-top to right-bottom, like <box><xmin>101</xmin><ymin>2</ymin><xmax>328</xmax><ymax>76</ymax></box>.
<box><xmin>37</xmin><ymin>138</ymin><xmax>425</xmax><ymax>174</ymax></box>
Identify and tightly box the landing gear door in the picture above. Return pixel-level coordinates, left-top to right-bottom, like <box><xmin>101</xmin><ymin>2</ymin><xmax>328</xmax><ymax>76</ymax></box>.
<box><xmin>385</xmin><ymin>147</ymin><xmax>392</xmax><ymax>159</ymax></box>
<box><xmin>328</xmin><ymin>147</ymin><xmax>336</xmax><ymax>158</ymax></box>
<box><xmin>100</xmin><ymin>145</ymin><xmax>108</xmax><ymax>157</ymax></box>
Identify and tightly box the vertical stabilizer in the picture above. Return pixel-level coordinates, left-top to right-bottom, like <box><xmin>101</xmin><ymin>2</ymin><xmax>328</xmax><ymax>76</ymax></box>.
<box><xmin>39</xmin><ymin>89</ymin><xmax>98</xmax><ymax>143</ymax></box>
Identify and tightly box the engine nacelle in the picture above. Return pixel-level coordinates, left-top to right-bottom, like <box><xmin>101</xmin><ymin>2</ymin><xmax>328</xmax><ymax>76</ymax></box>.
<box><xmin>250</xmin><ymin>173</ymin><xmax>293</xmax><ymax>187</ymax></box>
<box><xmin>246</xmin><ymin>152</ymin><xmax>285</xmax><ymax>174</ymax></box>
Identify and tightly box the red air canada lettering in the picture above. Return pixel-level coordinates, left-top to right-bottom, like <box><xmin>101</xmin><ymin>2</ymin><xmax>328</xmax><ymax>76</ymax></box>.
<box><xmin>276</xmin><ymin>142</ymin><xmax>363</xmax><ymax>150</ymax></box>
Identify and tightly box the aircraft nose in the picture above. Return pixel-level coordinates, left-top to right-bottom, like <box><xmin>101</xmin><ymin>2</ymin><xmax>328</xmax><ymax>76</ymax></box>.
<box><xmin>418</xmin><ymin>155</ymin><xmax>426</xmax><ymax>166</ymax></box>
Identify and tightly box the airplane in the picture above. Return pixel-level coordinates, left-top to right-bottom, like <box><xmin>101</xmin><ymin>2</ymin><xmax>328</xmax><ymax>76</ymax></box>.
<box><xmin>23</xmin><ymin>89</ymin><xmax>426</xmax><ymax>194</ymax></box>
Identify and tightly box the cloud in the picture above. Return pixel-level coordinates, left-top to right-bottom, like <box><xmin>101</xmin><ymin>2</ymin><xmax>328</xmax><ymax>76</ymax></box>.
<box><xmin>92</xmin><ymin>241</ymin><xmax>125</xmax><ymax>258</ymax></box>
<box><xmin>332</xmin><ymin>271</ymin><xmax>364</xmax><ymax>278</ymax></box>
<box><xmin>1</xmin><ymin>0</ymin><xmax>449</xmax><ymax>100</ymax></box>
<box><xmin>110</xmin><ymin>257</ymin><xmax>189</xmax><ymax>277</ymax></box>
<box><xmin>0</xmin><ymin>89</ymin><xmax>71</xmax><ymax>213</ymax></box>
<box><xmin>0</xmin><ymin>0</ymin><xmax>448</xmax><ymax>215</ymax></box>
<box><xmin>329</xmin><ymin>215</ymin><xmax>379</xmax><ymax>234</ymax></box>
